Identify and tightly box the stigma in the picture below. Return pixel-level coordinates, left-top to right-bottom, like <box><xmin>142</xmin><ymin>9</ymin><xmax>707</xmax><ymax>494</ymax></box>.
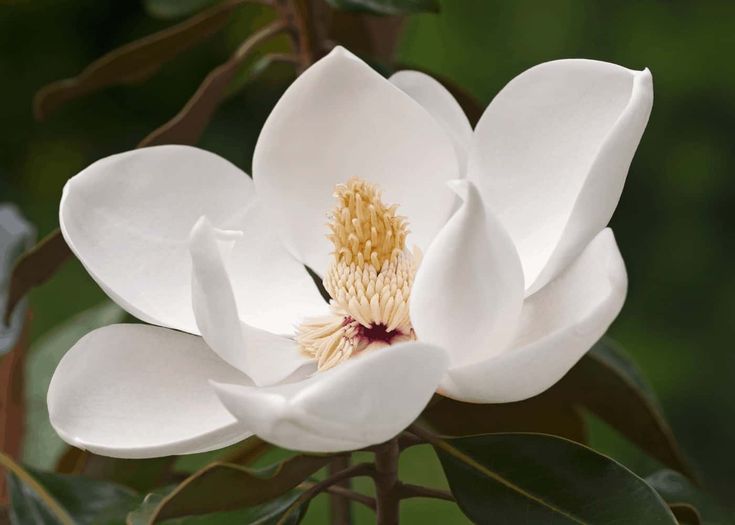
<box><xmin>297</xmin><ymin>178</ymin><xmax>418</xmax><ymax>370</ymax></box>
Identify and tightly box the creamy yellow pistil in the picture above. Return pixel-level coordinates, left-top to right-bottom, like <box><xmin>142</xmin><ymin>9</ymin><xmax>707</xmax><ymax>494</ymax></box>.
<box><xmin>297</xmin><ymin>178</ymin><xmax>419</xmax><ymax>370</ymax></box>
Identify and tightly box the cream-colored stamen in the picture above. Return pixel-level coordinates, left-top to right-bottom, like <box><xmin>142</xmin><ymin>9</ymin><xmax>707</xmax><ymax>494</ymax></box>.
<box><xmin>297</xmin><ymin>178</ymin><xmax>418</xmax><ymax>370</ymax></box>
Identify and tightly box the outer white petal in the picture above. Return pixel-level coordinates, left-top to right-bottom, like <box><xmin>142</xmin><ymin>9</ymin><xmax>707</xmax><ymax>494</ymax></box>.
<box><xmin>60</xmin><ymin>146</ymin><xmax>253</xmax><ymax>334</ymax></box>
<box><xmin>60</xmin><ymin>145</ymin><xmax>324</xmax><ymax>336</ymax></box>
<box><xmin>47</xmin><ymin>324</ymin><xmax>253</xmax><ymax>459</ymax></box>
<box><xmin>410</xmin><ymin>180</ymin><xmax>524</xmax><ymax>367</ymax></box>
<box><xmin>390</xmin><ymin>70</ymin><xmax>473</xmax><ymax>173</ymax></box>
<box><xmin>440</xmin><ymin>228</ymin><xmax>627</xmax><ymax>403</ymax></box>
<box><xmin>253</xmin><ymin>46</ymin><xmax>459</xmax><ymax>276</ymax></box>
<box><xmin>189</xmin><ymin>217</ymin><xmax>315</xmax><ymax>387</ymax></box>
<box><xmin>212</xmin><ymin>342</ymin><xmax>448</xmax><ymax>452</ymax></box>
<box><xmin>468</xmin><ymin>59</ymin><xmax>652</xmax><ymax>294</ymax></box>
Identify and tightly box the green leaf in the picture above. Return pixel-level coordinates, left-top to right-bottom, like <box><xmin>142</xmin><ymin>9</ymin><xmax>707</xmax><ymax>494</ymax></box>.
<box><xmin>3</xmin><ymin>453</ymin><xmax>138</xmax><ymax>525</ymax></box>
<box><xmin>22</xmin><ymin>302</ymin><xmax>126</xmax><ymax>471</ymax></box>
<box><xmin>33</xmin><ymin>0</ymin><xmax>243</xmax><ymax>120</ymax></box>
<box><xmin>422</xmin><ymin>392</ymin><xmax>587</xmax><ymax>443</ymax></box>
<box><xmin>128</xmin><ymin>487</ymin><xmax>308</xmax><ymax>525</ymax></box>
<box><xmin>325</xmin><ymin>0</ymin><xmax>440</xmax><ymax>16</ymax></box>
<box><xmin>0</xmin><ymin>204</ymin><xmax>35</xmax><ymax>357</ymax></box>
<box><xmin>3</xmin><ymin>229</ymin><xmax>71</xmax><ymax>327</ymax></box>
<box><xmin>145</xmin><ymin>0</ymin><xmax>221</xmax><ymax>20</ymax></box>
<box><xmin>138</xmin><ymin>455</ymin><xmax>331</xmax><ymax>522</ymax></box>
<box><xmin>432</xmin><ymin>433</ymin><xmax>677</xmax><ymax>524</ymax></box>
<box><xmin>560</xmin><ymin>338</ymin><xmax>695</xmax><ymax>479</ymax></box>
<box><xmin>646</xmin><ymin>469</ymin><xmax>733</xmax><ymax>525</ymax></box>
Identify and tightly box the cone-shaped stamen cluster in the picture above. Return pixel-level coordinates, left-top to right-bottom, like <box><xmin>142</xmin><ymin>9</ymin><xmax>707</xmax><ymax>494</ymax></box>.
<box><xmin>297</xmin><ymin>178</ymin><xmax>417</xmax><ymax>370</ymax></box>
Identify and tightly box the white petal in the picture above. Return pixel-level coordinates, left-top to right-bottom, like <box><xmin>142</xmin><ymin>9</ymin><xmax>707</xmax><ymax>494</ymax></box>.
<box><xmin>189</xmin><ymin>217</ymin><xmax>314</xmax><ymax>387</ymax></box>
<box><xmin>47</xmin><ymin>324</ymin><xmax>252</xmax><ymax>459</ymax></box>
<box><xmin>390</xmin><ymin>70</ymin><xmax>473</xmax><ymax>173</ymax></box>
<box><xmin>468</xmin><ymin>59</ymin><xmax>652</xmax><ymax>293</ymax></box>
<box><xmin>226</xmin><ymin>201</ymin><xmax>329</xmax><ymax>335</ymax></box>
<box><xmin>212</xmin><ymin>342</ymin><xmax>448</xmax><ymax>452</ymax></box>
<box><xmin>253</xmin><ymin>46</ymin><xmax>459</xmax><ymax>276</ymax></box>
<box><xmin>440</xmin><ymin>228</ymin><xmax>627</xmax><ymax>403</ymax></box>
<box><xmin>410</xmin><ymin>180</ymin><xmax>524</xmax><ymax>367</ymax></box>
<box><xmin>60</xmin><ymin>145</ymin><xmax>254</xmax><ymax>334</ymax></box>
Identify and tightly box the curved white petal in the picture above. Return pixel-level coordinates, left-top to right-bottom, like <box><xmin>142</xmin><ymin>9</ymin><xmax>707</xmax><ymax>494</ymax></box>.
<box><xmin>60</xmin><ymin>145</ymin><xmax>252</xmax><ymax>334</ymax></box>
<box><xmin>440</xmin><ymin>228</ymin><xmax>627</xmax><ymax>403</ymax></box>
<box><xmin>390</xmin><ymin>70</ymin><xmax>473</xmax><ymax>173</ymax></box>
<box><xmin>47</xmin><ymin>324</ymin><xmax>253</xmax><ymax>459</ymax></box>
<box><xmin>468</xmin><ymin>59</ymin><xmax>652</xmax><ymax>293</ymax></box>
<box><xmin>225</xmin><ymin>202</ymin><xmax>329</xmax><ymax>335</ymax></box>
<box><xmin>253</xmin><ymin>46</ymin><xmax>459</xmax><ymax>276</ymax></box>
<box><xmin>410</xmin><ymin>180</ymin><xmax>524</xmax><ymax>367</ymax></box>
<box><xmin>212</xmin><ymin>342</ymin><xmax>448</xmax><ymax>452</ymax></box>
<box><xmin>189</xmin><ymin>217</ymin><xmax>316</xmax><ymax>387</ymax></box>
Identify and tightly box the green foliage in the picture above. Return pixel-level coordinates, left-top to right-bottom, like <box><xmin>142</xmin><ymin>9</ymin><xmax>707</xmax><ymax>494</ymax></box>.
<box><xmin>133</xmin><ymin>455</ymin><xmax>332</xmax><ymax>522</ymax></box>
<box><xmin>4</xmin><ymin>456</ymin><xmax>139</xmax><ymax>525</ymax></box>
<box><xmin>646</xmin><ymin>470</ymin><xmax>734</xmax><ymax>525</ymax></box>
<box><xmin>129</xmin><ymin>488</ymin><xmax>308</xmax><ymax>525</ymax></box>
<box><xmin>145</xmin><ymin>0</ymin><xmax>222</xmax><ymax>20</ymax></box>
<box><xmin>433</xmin><ymin>433</ymin><xmax>677</xmax><ymax>524</ymax></box>
<box><xmin>325</xmin><ymin>0</ymin><xmax>439</xmax><ymax>16</ymax></box>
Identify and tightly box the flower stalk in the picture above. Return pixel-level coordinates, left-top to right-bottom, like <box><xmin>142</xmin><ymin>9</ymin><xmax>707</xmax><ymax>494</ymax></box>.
<box><xmin>374</xmin><ymin>438</ymin><xmax>401</xmax><ymax>525</ymax></box>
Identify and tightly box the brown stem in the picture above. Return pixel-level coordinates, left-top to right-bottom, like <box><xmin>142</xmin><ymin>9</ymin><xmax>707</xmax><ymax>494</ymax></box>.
<box><xmin>285</xmin><ymin>462</ymin><xmax>375</xmax><ymax>519</ymax></box>
<box><xmin>327</xmin><ymin>456</ymin><xmax>354</xmax><ymax>525</ymax></box>
<box><xmin>298</xmin><ymin>482</ymin><xmax>376</xmax><ymax>511</ymax></box>
<box><xmin>273</xmin><ymin>0</ymin><xmax>316</xmax><ymax>72</ymax></box>
<box><xmin>397</xmin><ymin>483</ymin><xmax>454</xmax><ymax>503</ymax></box>
<box><xmin>373</xmin><ymin>438</ymin><xmax>401</xmax><ymax>525</ymax></box>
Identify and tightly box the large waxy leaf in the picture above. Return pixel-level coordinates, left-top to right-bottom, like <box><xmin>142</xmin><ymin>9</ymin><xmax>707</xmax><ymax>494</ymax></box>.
<box><xmin>33</xmin><ymin>0</ymin><xmax>244</xmax><ymax>120</ymax></box>
<box><xmin>646</xmin><ymin>470</ymin><xmax>733</xmax><ymax>525</ymax></box>
<box><xmin>3</xmin><ymin>229</ymin><xmax>70</xmax><ymax>327</ymax></box>
<box><xmin>139</xmin><ymin>21</ymin><xmax>288</xmax><ymax>148</ymax></box>
<box><xmin>138</xmin><ymin>455</ymin><xmax>331</xmax><ymax>522</ymax></box>
<box><xmin>423</xmin><ymin>392</ymin><xmax>586</xmax><ymax>443</ymax></box>
<box><xmin>430</xmin><ymin>433</ymin><xmax>677</xmax><ymax>524</ymax></box>
<box><xmin>2</xmin><ymin>453</ymin><xmax>139</xmax><ymax>525</ymax></box>
<box><xmin>145</xmin><ymin>0</ymin><xmax>222</xmax><ymax>19</ymax></box>
<box><xmin>22</xmin><ymin>302</ymin><xmax>126</xmax><ymax>471</ymax></box>
<box><xmin>425</xmin><ymin>338</ymin><xmax>694</xmax><ymax>479</ymax></box>
<box><xmin>560</xmin><ymin>339</ymin><xmax>695</xmax><ymax>479</ymax></box>
<box><xmin>128</xmin><ymin>487</ymin><xmax>308</xmax><ymax>525</ymax></box>
<box><xmin>325</xmin><ymin>0</ymin><xmax>440</xmax><ymax>16</ymax></box>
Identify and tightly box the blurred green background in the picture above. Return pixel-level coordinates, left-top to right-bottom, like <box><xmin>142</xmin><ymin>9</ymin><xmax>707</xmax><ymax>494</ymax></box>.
<box><xmin>1</xmin><ymin>0</ymin><xmax>734</xmax><ymax>522</ymax></box>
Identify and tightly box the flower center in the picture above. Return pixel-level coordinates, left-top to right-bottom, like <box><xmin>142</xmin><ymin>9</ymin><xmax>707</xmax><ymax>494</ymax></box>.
<box><xmin>297</xmin><ymin>178</ymin><xmax>418</xmax><ymax>370</ymax></box>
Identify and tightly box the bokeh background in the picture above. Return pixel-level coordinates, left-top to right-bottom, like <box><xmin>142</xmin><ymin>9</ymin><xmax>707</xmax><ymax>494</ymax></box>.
<box><xmin>1</xmin><ymin>0</ymin><xmax>734</xmax><ymax>522</ymax></box>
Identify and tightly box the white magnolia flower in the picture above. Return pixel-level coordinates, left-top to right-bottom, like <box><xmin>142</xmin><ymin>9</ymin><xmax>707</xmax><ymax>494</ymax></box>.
<box><xmin>48</xmin><ymin>47</ymin><xmax>652</xmax><ymax>457</ymax></box>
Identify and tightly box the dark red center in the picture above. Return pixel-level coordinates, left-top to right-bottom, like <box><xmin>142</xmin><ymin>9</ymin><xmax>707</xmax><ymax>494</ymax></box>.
<box><xmin>360</xmin><ymin>323</ymin><xmax>399</xmax><ymax>344</ymax></box>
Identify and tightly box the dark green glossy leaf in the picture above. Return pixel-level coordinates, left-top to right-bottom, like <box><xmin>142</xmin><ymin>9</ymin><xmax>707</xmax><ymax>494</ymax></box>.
<box><xmin>128</xmin><ymin>488</ymin><xmax>307</xmax><ymax>525</ymax></box>
<box><xmin>560</xmin><ymin>338</ymin><xmax>695</xmax><ymax>479</ymax></box>
<box><xmin>433</xmin><ymin>433</ymin><xmax>677</xmax><ymax>524</ymax></box>
<box><xmin>646</xmin><ymin>470</ymin><xmax>733</xmax><ymax>525</ymax></box>
<box><xmin>140</xmin><ymin>455</ymin><xmax>330</xmax><ymax>522</ymax></box>
<box><xmin>3</xmin><ymin>229</ymin><xmax>71</xmax><ymax>327</ymax></box>
<box><xmin>145</xmin><ymin>0</ymin><xmax>221</xmax><ymax>19</ymax></box>
<box><xmin>3</xmin><ymin>453</ymin><xmax>138</xmax><ymax>525</ymax></box>
<box><xmin>33</xmin><ymin>0</ymin><xmax>243</xmax><ymax>120</ymax></box>
<box><xmin>0</xmin><ymin>204</ymin><xmax>35</xmax><ymax>356</ymax></box>
<box><xmin>423</xmin><ymin>393</ymin><xmax>587</xmax><ymax>443</ymax></box>
<box><xmin>325</xmin><ymin>0</ymin><xmax>439</xmax><ymax>16</ymax></box>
